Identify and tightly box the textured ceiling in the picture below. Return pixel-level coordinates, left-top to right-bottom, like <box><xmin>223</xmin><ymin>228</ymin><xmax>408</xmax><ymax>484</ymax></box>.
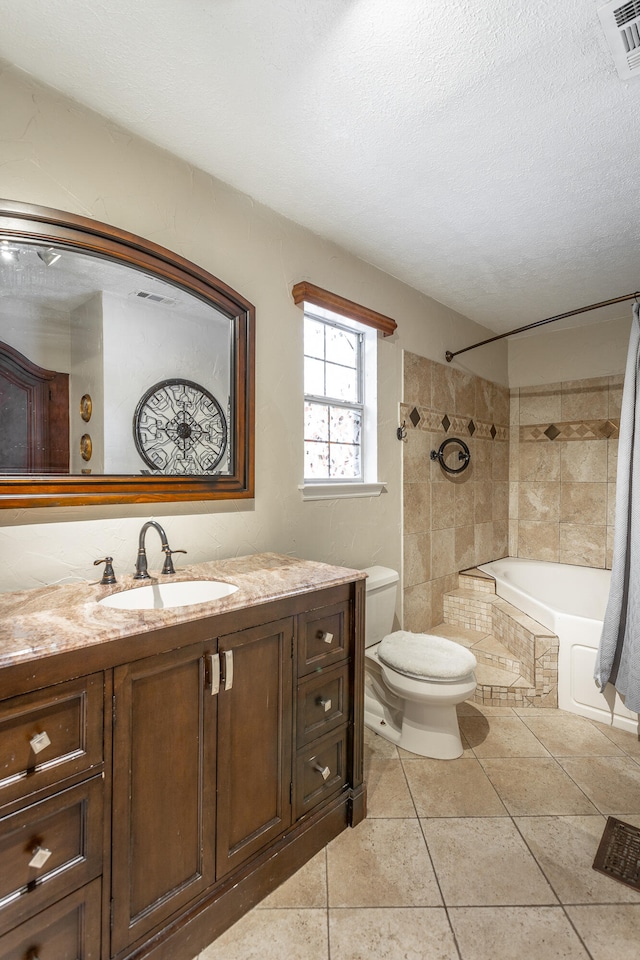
<box><xmin>0</xmin><ymin>0</ymin><xmax>638</xmax><ymax>335</ymax></box>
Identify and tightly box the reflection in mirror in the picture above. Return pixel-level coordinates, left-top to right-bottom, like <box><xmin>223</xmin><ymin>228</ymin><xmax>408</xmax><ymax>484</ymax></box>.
<box><xmin>0</xmin><ymin>200</ymin><xmax>254</xmax><ymax>507</ymax></box>
<box><xmin>0</xmin><ymin>241</ymin><xmax>232</xmax><ymax>476</ymax></box>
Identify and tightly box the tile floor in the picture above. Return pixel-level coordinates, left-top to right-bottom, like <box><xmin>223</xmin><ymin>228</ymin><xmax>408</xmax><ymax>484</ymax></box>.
<box><xmin>197</xmin><ymin>704</ymin><xmax>640</xmax><ymax>960</ymax></box>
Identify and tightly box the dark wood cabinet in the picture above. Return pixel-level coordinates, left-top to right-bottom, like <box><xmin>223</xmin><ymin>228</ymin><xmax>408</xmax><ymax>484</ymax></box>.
<box><xmin>215</xmin><ymin>617</ymin><xmax>293</xmax><ymax>878</ymax></box>
<box><xmin>0</xmin><ymin>778</ymin><xmax>103</xmax><ymax>937</ymax></box>
<box><xmin>111</xmin><ymin>618</ymin><xmax>294</xmax><ymax>953</ymax></box>
<box><xmin>0</xmin><ymin>673</ymin><xmax>104</xmax><ymax>812</ymax></box>
<box><xmin>0</xmin><ymin>570</ymin><xmax>366</xmax><ymax>960</ymax></box>
<box><xmin>0</xmin><ymin>879</ymin><xmax>102</xmax><ymax>960</ymax></box>
<box><xmin>110</xmin><ymin>642</ymin><xmax>217</xmax><ymax>955</ymax></box>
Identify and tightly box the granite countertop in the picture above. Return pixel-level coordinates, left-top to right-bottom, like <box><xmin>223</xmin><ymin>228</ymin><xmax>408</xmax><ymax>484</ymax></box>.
<box><xmin>0</xmin><ymin>553</ymin><xmax>365</xmax><ymax>670</ymax></box>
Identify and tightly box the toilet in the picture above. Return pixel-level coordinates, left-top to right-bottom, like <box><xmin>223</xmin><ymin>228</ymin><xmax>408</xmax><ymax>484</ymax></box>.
<box><xmin>363</xmin><ymin>566</ymin><xmax>477</xmax><ymax>759</ymax></box>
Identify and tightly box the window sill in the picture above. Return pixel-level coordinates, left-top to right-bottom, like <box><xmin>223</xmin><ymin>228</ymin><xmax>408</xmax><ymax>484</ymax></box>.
<box><xmin>299</xmin><ymin>482</ymin><xmax>387</xmax><ymax>501</ymax></box>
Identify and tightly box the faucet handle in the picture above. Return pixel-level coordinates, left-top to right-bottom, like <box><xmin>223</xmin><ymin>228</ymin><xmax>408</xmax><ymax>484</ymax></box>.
<box><xmin>94</xmin><ymin>557</ymin><xmax>117</xmax><ymax>585</ymax></box>
<box><xmin>162</xmin><ymin>548</ymin><xmax>187</xmax><ymax>576</ymax></box>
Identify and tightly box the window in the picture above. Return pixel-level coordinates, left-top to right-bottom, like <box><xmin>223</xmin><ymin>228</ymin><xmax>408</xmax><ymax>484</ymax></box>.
<box><xmin>304</xmin><ymin>312</ymin><xmax>364</xmax><ymax>481</ymax></box>
<box><xmin>294</xmin><ymin>282</ymin><xmax>394</xmax><ymax>500</ymax></box>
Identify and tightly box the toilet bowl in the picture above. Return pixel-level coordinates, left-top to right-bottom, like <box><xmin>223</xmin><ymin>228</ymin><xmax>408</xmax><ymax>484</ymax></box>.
<box><xmin>363</xmin><ymin>567</ymin><xmax>477</xmax><ymax>760</ymax></box>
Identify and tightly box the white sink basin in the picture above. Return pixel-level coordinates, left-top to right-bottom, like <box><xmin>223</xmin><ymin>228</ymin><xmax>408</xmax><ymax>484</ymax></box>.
<box><xmin>99</xmin><ymin>579</ymin><xmax>238</xmax><ymax>610</ymax></box>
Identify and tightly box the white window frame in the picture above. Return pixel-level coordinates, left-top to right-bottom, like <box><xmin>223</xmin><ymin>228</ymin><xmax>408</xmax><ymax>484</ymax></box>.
<box><xmin>300</xmin><ymin>302</ymin><xmax>385</xmax><ymax>501</ymax></box>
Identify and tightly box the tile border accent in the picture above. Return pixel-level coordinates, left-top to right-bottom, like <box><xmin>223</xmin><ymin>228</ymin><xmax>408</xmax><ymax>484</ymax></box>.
<box><xmin>520</xmin><ymin>419</ymin><xmax>620</xmax><ymax>443</ymax></box>
<box><xmin>400</xmin><ymin>403</ymin><xmax>508</xmax><ymax>442</ymax></box>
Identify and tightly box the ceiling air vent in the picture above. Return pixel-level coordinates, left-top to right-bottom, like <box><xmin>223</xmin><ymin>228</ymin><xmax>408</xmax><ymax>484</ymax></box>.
<box><xmin>598</xmin><ymin>0</ymin><xmax>640</xmax><ymax>79</ymax></box>
<box><xmin>133</xmin><ymin>290</ymin><xmax>177</xmax><ymax>306</ymax></box>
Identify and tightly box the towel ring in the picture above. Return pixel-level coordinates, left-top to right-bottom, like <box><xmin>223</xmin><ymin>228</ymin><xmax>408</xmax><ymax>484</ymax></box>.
<box><xmin>430</xmin><ymin>437</ymin><xmax>471</xmax><ymax>475</ymax></box>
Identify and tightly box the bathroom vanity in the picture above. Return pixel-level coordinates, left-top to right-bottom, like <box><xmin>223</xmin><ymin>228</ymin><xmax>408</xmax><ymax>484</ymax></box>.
<box><xmin>0</xmin><ymin>554</ymin><xmax>366</xmax><ymax>960</ymax></box>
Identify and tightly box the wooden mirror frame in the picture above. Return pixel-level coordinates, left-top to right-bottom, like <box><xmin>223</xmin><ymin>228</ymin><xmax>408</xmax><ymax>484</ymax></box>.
<box><xmin>0</xmin><ymin>200</ymin><xmax>255</xmax><ymax>508</ymax></box>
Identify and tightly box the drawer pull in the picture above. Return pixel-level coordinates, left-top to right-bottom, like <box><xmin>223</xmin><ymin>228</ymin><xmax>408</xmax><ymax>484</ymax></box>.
<box><xmin>28</xmin><ymin>845</ymin><xmax>52</xmax><ymax>869</ymax></box>
<box><xmin>223</xmin><ymin>649</ymin><xmax>234</xmax><ymax>691</ymax></box>
<box><xmin>208</xmin><ymin>653</ymin><xmax>220</xmax><ymax>695</ymax></box>
<box><xmin>318</xmin><ymin>696</ymin><xmax>332</xmax><ymax>713</ymax></box>
<box><xmin>29</xmin><ymin>730</ymin><xmax>51</xmax><ymax>754</ymax></box>
<box><xmin>318</xmin><ymin>631</ymin><xmax>333</xmax><ymax>645</ymax></box>
<box><xmin>313</xmin><ymin>762</ymin><xmax>331</xmax><ymax>781</ymax></box>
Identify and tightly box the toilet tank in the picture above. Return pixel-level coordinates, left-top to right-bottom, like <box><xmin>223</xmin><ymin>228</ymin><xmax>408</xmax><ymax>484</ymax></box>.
<box><xmin>363</xmin><ymin>566</ymin><xmax>399</xmax><ymax>648</ymax></box>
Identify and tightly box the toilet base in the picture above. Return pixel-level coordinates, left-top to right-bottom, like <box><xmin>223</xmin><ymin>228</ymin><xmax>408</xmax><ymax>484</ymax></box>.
<box><xmin>364</xmin><ymin>665</ymin><xmax>403</xmax><ymax>745</ymax></box>
<box><xmin>364</xmin><ymin>689</ymin><xmax>466</xmax><ymax>759</ymax></box>
<box><xmin>365</xmin><ymin>646</ymin><xmax>475</xmax><ymax>759</ymax></box>
<box><xmin>400</xmin><ymin>698</ymin><xmax>465</xmax><ymax>759</ymax></box>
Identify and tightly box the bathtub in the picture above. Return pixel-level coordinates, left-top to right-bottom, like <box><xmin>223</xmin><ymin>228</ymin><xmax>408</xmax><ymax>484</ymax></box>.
<box><xmin>478</xmin><ymin>557</ymin><xmax>638</xmax><ymax>734</ymax></box>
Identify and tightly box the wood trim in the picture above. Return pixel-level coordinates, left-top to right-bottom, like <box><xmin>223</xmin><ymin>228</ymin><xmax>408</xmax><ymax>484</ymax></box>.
<box><xmin>0</xmin><ymin>199</ymin><xmax>255</xmax><ymax>507</ymax></box>
<box><xmin>351</xmin><ymin>577</ymin><xmax>366</xmax><ymax>789</ymax></box>
<box><xmin>292</xmin><ymin>281</ymin><xmax>397</xmax><ymax>337</ymax></box>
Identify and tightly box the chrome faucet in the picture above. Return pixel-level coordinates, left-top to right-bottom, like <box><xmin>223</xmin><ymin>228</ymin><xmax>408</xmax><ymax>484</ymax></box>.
<box><xmin>134</xmin><ymin>521</ymin><xmax>186</xmax><ymax>579</ymax></box>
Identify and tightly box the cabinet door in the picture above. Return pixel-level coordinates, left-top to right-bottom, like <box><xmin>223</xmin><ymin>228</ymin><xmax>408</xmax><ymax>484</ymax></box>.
<box><xmin>216</xmin><ymin>618</ymin><xmax>293</xmax><ymax>878</ymax></box>
<box><xmin>111</xmin><ymin>642</ymin><xmax>216</xmax><ymax>955</ymax></box>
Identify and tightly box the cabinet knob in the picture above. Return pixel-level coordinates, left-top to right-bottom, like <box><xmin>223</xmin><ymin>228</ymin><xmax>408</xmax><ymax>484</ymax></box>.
<box><xmin>313</xmin><ymin>762</ymin><xmax>331</xmax><ymax>781</ymax></box>
<box><xmin>29</xmin><ymin>730</ymin><xmax>51</xmax><ymax>755</ymax></box>
<box><xmin>28</xmin><ymin>845</ymin><xmax>52</xmax><ymax>870</ymax></box>
<box><xmin>317</xmin><ymin>696</ymin><xmax>332</xmax><ymax>713</ymax></box>
<box><xmin>318</xmin><ymin>631</ymin><xmax>333</xmax><ymax>645</ymax></box>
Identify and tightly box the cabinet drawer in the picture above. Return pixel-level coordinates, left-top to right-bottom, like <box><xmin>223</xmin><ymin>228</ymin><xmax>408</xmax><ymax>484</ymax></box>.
<box><xmin>0</xmin><ymin>674</ymin><xmax>104</xmax><ymax>809</ymax></box>
<box><xmin>0</xmin><ymin>877</ymin><xmax>101</xmax><ymax>960</ymax></box>
<box><xmin>0</xmin><ymin>777</ymin><xmax>103</xmax><ymax>936</ymax></box>
<box><xmin>296</xmin><ymin>665</ymin><xmax>350</xmax><ymax>748</ymax></box>
<box><xmin>294</xmin><ymin>727</ymin><xmax>348</xmax><ymax>819</ymax></box>
<box><xmin>298</xmin><ymin>602</ymin><xmax>350</xmax><ymax>677</ymax></box>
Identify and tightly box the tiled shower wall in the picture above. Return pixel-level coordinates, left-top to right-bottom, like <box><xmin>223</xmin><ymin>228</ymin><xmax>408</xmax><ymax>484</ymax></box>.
<box><xmin>509</xmin><ymin>376</ymin><xmax>623</xmax><ymax>569</ymax></box>
<box><xmin>401</xmin><ymin>353</ymin><xmax>510</xmax><ymax>630</ymax></box>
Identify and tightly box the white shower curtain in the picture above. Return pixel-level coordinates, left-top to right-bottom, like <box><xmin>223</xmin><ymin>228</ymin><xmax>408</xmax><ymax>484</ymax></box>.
<box><xmin>595</xmin><ymin>301</ymin><xmax>640</xmax><ymax>713</ymax></box>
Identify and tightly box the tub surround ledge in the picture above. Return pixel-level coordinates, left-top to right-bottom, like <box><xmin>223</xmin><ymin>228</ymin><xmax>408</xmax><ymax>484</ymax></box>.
<box><xmin>438</xmin><ymin>569</ymin><xmax>559</xmax><ymax>709</ymax></box>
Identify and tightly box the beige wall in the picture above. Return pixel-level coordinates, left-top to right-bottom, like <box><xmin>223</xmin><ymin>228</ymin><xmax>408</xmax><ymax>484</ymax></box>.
<box><xmin>402</xmin><ymin>352</ymin><xmax>510</xmax><ymax>629</ymax></box>
<box><xmin>0</xmin><ymin>65</ymin><xmax>506</xmax><ymax>594</ymax></box>
<box><xmin>509</xmin><ymin>315</ymin><xmax>631</xmax><ymax>387</ymax></box>
<box><xmin>509</xmin><ymin>376</ymin><xmax>622</xmax><ymax>568</ymax></box>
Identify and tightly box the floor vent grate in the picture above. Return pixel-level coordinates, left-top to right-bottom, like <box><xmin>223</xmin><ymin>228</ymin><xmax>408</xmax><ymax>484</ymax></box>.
<box><xmin>593</xmin><ymin>816</ymin><xmax>640</xmax><ymax>890</ymax></box>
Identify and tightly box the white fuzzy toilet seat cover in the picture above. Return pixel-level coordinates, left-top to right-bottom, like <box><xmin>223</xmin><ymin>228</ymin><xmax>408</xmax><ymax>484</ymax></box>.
<box><xmin>378</xmin><ymin>630</ymin><xmax>477</xmax><ymax>680</ymax></box>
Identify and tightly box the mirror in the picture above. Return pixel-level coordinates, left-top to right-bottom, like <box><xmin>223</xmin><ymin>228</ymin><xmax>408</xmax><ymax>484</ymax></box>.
<box><xmin>0</xmin><ymin>200</ymin><xmax>254</xmax><ymax>507</ymax></box>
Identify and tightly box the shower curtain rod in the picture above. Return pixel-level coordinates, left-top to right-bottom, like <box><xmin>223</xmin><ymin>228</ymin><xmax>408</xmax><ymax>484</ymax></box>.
<box><xmin>445</xmin><ymin>291</ymin><xmax>640</xmax><ymax>363</ymax></box>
